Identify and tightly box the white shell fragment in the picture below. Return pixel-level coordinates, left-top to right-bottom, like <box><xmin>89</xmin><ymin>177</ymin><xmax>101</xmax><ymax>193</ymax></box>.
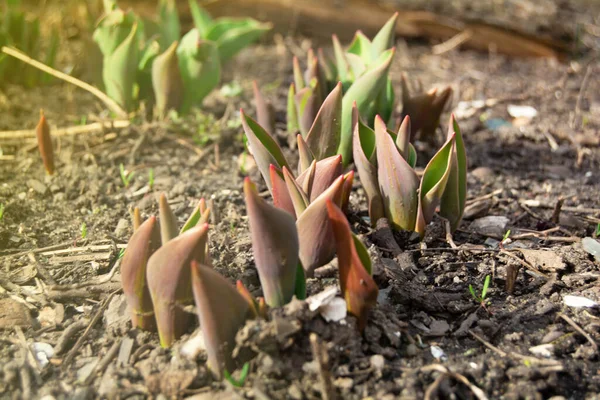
<box><xmin>507</xmin><ymin>104</ymin><xmax>538</xmax><ymax>119</ymax></box>
<box><xmin>430</xmin><ymin>345</ymin><xmax>447</xmax><ymax>361</ymax></box>
<box><xmin>306</xmin><ymin>286</ymin><xmax>347</xmax><ymax>322</ymax></box>
<box><xmin>319</xmin><ymin>297</ymin><xmax>347</xmax><ymax>322</ymax></box>
<box><xmin>32</xmin><ymin>342</ymin><xmax>54</xmax><ymax>367</ymax></box>
<box><xmin>582</xmin><ymin>237</ymin><xmax>600</xmax><ymax>262</ymax></box>
<box><xmin>563</xmin><ymin>295</ymin><xmax>598</xmax><ymax>308</ymax></box>
<box><xmin>529</xmin><ymin>344</ymin><xmax>554</xmax><ymax>358</ymax></box>
<box><xmin>180</xmin><ymin>330</ymin><xmax>206</xmax><ymax>359</ymax></box>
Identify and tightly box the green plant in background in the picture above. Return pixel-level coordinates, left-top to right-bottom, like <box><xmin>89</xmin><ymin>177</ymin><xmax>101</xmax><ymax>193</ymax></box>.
<box><xmin>469</xmin><ymin>275</ymin><xmax>491</xmax><ymax>309</ymax></box>
<box><xmin>0</xmin><ymin>203</ymin><xmax>4</xmax><ymax>220</ymax></box>
<box><xmin>93</xmin><ymin>0</ymin><xmax>270</xmax><ymax>116</ymax></box>
<box><xmin>241</xmin><ymin>110</ymin><xmax>356</xmax><ymax>276</ymax></box>
<box><xmin>119</xmin><ymin>163</ymin><xmax>135</xmax><ymax>187</ymax></box>
<box><xmin>595</xmin><ymin>223</ymin><xmax>600</xmax><ymax>238</ymax></box>
<box><xmin>0</xmin><ymin>0</ymin><xmax>59</xmax><ymax>87</ymax></box>
<box><xmin>252</xmin><ymin>15</ymin><xmax>398</xmax><ymax>166</ymax></box>
<box><xmin>80</xmin><ymin>222</ymin><xmax>88</xmax><ymax>239</ymax></box>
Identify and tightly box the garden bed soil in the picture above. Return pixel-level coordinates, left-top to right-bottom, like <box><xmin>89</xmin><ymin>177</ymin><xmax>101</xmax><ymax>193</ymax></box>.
<box><xmin>1</xmin><ymin>38</ymin><xmax>600</xmax><ymax>399</ymax></box>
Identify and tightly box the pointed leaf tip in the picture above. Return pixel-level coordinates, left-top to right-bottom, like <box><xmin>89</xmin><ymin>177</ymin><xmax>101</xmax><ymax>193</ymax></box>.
<box><xmin>375</xmin><ymin>114</ymin><xmax>419</xmax><ymax>231</ymax></box>
<box><xmin>159</xmin><ymin>193</ymin><xmax>178</xmax><ymax>245</ymax></box>
<box><xmin>191</xmin><ymin>261</ymin><xmax>250</xmax><ymax>379</ymax></box>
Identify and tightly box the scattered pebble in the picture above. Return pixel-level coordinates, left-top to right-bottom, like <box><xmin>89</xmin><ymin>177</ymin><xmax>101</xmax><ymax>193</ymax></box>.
<box><xmin>113</xmin><ymin>218</ymin><xmax>130</xmax><ymax>237</ymax></box>
<box><xmin>469</xmin><ymin>216</ymin><xmax>510</xmax><ymax>237</ymax></box>
<box><xmin>27</xmin><ymin>179</ymin><xmax>47</xmax><ymax>195</ymax></box>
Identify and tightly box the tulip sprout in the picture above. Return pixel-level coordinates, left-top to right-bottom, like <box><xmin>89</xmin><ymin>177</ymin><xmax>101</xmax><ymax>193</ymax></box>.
<box><xmin>120</xmin><ymin>194</ymin><xmax>210</xmax><ymax>346</ymax></box>
<box><xmin>353</xmin><ymin>108</ymin><xmax>467</xmax><ymax>237</ymax></box>
<box><xmin>35</xmin><ymin>110</ymin><xmax>55</xmax><ymax>175</ymax></box>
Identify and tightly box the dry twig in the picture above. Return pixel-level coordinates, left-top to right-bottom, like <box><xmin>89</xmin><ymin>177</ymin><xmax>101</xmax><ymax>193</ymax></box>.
<box><xmin>558</xmin><ymin>313</ymin><xmax>598</xmax><ymax>352</ymax></box>
<box><xmin>62</xmin><ymin>292</ymin><xmax>117</xmax><ymax>369</ymax></box>
<box><xmin>421</xmin><ymin>364</ymin><xmax>488</xmax><ymax>400</ymax></box>
<box><xmin>1</xmin><ymin>46</ymin><xmax>127</xmax><ymax>118</ymax></box>
<box><xmin>310</xmin><ymin>333</ymin><xmax>336</xmax><ymax>400</ymax></box>
<box><xmin>469</xmin><ymin>330</ymin><xmax>562</xmax><ymax>367</ymax></box>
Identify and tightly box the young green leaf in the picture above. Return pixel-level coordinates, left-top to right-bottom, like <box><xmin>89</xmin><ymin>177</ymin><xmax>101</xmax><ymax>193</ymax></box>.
<box><xmin>180</xmin><ymin>199</ymin><xmax>210</xmax><ymax>234</ymax></box>
<box><xmin>339</xmin><ymin>48</ymin><xmax>395</xmax><ymax>165</ymax></box>
<box><xmin>158</xmin><ymin>0</ymin><xmax>181</xmax><ymax>49</ymax></box>
<box><xmin>370</xmin><ymin>12</ymin><xmax>398</xmax><ymax>60</ymax></box>
<box><xmin>481</xmin><ymin>275</ymin><xmax>491</xmax><ymax>300</ymax></box>
<box><xmin>152</xmin><ymin>40</ymin><xmax>183</xmax><ymax>118</ymax></box>
<box><xmin>305</xmin><ymin>82</ymin><xmax>342</xmax><ymax>161</ymax></box>
<box><xmin>177</xmin><ymin>29</ymin><xmax>221</xmax><ymax>112</ymax></box>
<box><xmin>439</xmin><ymin>115</ymin><xmax>467</xmax><ymax>232</ymax></box>
<box><xmin>415</xmin><ymin>134</ymin><xmax>455</xmax><ymax>237</ymax></box>
<box><xmin>188</xmin><ymin>0</ymin><xmax>212</xmax><ymax>37</ymax></box>
<box><xmin>204</xmin><ymin>18</ymin><xmax>271</xmax><ymax>62</ymax></box>
<box><xmin>224</xmin><ymin>362</ymin><xmax>250</xmax><ymax>388</ymax></box>
<box><xmin>240</xmin><ymin>109</ymin><xmax>289</xmax><ymax>191</ymax></box>
<box><xmin>102</xmin><ymin>22</ymin><xmax>139</xmax><ymax>111</ymax></box>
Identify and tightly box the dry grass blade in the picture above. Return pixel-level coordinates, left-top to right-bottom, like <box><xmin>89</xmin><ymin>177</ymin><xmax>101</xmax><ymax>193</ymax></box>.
<box><xmin>1</xmin><ymin>46</ymin><xmax>128</xmax><ymax>118</ymax></box>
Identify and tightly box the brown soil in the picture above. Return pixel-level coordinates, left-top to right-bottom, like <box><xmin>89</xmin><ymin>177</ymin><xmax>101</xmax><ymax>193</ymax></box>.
<box><xmin>1</xmin><ymin>20</ymin><xmax>600</xmax><ymax>400</ymax></box>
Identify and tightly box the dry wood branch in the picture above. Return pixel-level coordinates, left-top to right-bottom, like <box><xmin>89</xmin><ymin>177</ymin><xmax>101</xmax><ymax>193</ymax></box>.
<box><xmin>432</xmin><ymin>30</ymin><xmax>473</xmax><ymax>55</ymax></box>
<box><xmin>84</xmin><ymin>339</ymin><xmax>121</xmax><ymax>385</ymax></box>
<box><xmin>0</xmin><ymin>120</ymin><xmax>131</xmax><ymax>141</ymax></box>
<box><xmin>422</xmin><ymin>364</ymin><xmax>488</xmax><ymax>400</ymax></box>
<box><xmin>46</xmin><ymin>282</ymin><xmax>122</xmax><ymax>302</ymax></box>
<box><xmin>499</xmin><ymin>250</ymin><xmax>547</xmax><ymax>278</ymax></box>
<box><xmin>1</xmin><ymin>46</ymin><xmax>127</xmax><ymax>118</ymax></box>
<box><xmin>62</xmin><ymin>292</ymin><xmax>116</xmax><ymax>369</ymax></box>
<box><xmin>469</xmin><ymin>330</ymin><xmax>563</xmax><ymax>367</ymax></box>
<box><xmin>310</xmin><ymin>333</ymin><xmax>336</xmax><ymax>400</ymax></box>
<box><xmin>558</xmin><ymin>313</ymin><xmax>598</xmax><ymax>352</ymax></box>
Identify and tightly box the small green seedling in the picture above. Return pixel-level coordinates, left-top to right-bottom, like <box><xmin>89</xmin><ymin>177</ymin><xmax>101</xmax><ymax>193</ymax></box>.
<box><xmin>80</xmin><ymin>222</ymin><xmax>88</xmax><ymax>239</ymax></box>
<box><xmin>0</xmin><ymin>204</ymin><xmax>4</xmax><ymax>220</ymax></box>
<box><xmin>220</xmin><ymin>81</ymin><xmax>243</xmax><ymax>98</ymax></box>
<box><xmin>595</xmin><ymin>223</ymin><xmax>600</xmax><ymax>238</ymax></box>
<box><xmin>499</xmin><ymin>229</ymin><xmax>511</xmax><ymax>249</ymax></box>
<box><xmin>223</xmin><ymin>362</ymin><xmax>250</xmax><ymax>388</ymax></box>
<box><xmin>120</xmin><ymin>163</ymin><xmax>135</xmax><ymax>187</ymax></box>
<box><xmin>469</xmin><ymin>275</ymin><xmax>491</xmax><ymax>313</ymax></box>
<box><xmin>148</xmin><ymin>168</ymin><xmax>155</xmax><ymax>190</ymax></box>
<box><xmin>118</xmin><ymin>248</ymin><xmax>126</xmax><ymax>259</ymax></box>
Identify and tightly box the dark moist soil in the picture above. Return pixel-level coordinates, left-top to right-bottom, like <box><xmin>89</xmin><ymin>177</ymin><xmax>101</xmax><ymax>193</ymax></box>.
<box><xmin>1</xmin><ymin>37</ymin><xmax>600</xmax><ymax>400</ymax></box>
